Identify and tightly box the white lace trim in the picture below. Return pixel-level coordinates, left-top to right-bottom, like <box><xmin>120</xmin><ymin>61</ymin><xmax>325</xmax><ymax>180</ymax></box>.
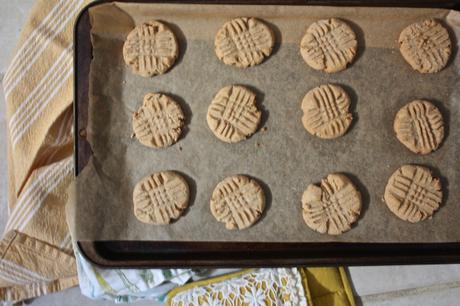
<box><xmin>171</xmin><ymin>268</ymin><xmax>308</xmax><ymax>306</ymax></box>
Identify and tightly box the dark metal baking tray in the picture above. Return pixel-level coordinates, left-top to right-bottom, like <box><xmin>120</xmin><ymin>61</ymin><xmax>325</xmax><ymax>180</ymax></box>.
<box><xmin>75</xmin><ymin>0</ymin><xmax>460</xmax><ymax>268</ymax></box>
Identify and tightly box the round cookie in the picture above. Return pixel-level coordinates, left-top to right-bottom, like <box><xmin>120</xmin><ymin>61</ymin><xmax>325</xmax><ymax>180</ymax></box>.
<box><xmin>123</xmin><ymin>20</ymin><xmax>179</xmax><ymax>77</ymax></box>
<box><xmin>394</xmin><ymin>100</ymin><xmax>444</xmax><ymax>155</ymax></box>
<box><xmin>302</xmin><ymin>173</ymin><xmax>361</xmax><ymax>235</ymax></box>
<box><xmin>133</xmin><ymin>93</ymin><xmax>185</xmax><ymax>148</ymax></box>
<box><xmin>399</xmin><ymin>19</ymin><xmax>451</xmax><ymax>73</ymax></box>
<box><xmin>210</xmin><ymin>175</ymin><xmax>265</xmax><ymax>230</ymax></box>
<box><xmin>215</xmin><ymin>17</ymin><xmax>275</xmax><ymax>68</ymax></box>
<box><xmin>133</xmin><ymin>171</ymin><xmax>189</xmax><ymax>225</ymax></box>
<box><xmin>301</xmin><ymin>84</ymin><xmax>353</xmax><ymax>139</ymax></box>
<box><xmin>300</xmin><ymin>18</ymin><xmax>357</xmax><ymax>73</ymax></box>
<box><xmin>384</xmin><ymin>165</ymin><xmax>442</xmax><ymax>223</ymax></box>
<box><xmin>207</xmin><ymin>85</ymin><xmax>261</xmax><ymax>143</ymax></box>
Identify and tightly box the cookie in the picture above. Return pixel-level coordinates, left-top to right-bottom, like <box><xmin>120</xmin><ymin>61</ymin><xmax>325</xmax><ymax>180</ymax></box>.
<box><xmin>215</xmin><ymin>17</ymin><xmax>275</xmax><ymax>68</ymax></box>
<box><xmin>384</xmin><ymin>165</ymin><xmax>442</xmax><ymax>223</ymax></box>
<box><xmin>123</xmin><ymin>20</ymin><xmax>179</xmax><ymax>77</ymax></box>
<box><xmin>301</xmin><ymin>84</ymin><xmax>353</xmax><ymax>139</ymax></box>
<box><xmin>300</xmin><ymin>18</ymin><xmax>357</xmax><ymax>73</ymax></box>
<box><xmin>133</xmin><ymin>171</ymin><xmax>189</xmax><ymax>225</ymax></box>
<box><xmin>210</xmin><ymin>175</ymin><xmax>265</xmax><ymax>230</ymax></box>
<box><xmin>207</xmin><ymin>85</ymin><xmax>261</xmax><ymax>143</ymax></box>
<box><xmin>133</xmin><ymin>93</ymin><xmax>185</xmax><ymax>148</ymax></box>
<box><xmin>399</xmin><ymin>19</ymin><xmax>451</xmax><ymax>73</ymax></box>
<box><xmin>302</xmin><ymin>173</ymin><xmax>361</xmax><ymax>235</ymax></box>
<box><xmin>394</xmin><ymin>100</ymin><xmax>444</xmax><ymax>155</ymax></box>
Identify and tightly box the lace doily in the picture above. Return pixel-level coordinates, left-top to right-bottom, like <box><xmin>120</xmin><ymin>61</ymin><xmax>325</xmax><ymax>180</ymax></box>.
<box><xmin>170</xmin><ymin>268</ymin><xmax>308</xmax><ymax>306</ymax></box>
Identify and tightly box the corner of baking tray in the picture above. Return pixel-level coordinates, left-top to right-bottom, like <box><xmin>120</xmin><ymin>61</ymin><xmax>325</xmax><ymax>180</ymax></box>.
<box><xmin>73</xmin><ymin>0</ymin><xmax>112</xmax><ymax>35</ymax></box>
<box><xmin>73</xmin><ymin>1</ymin><xmax>109</xmax><ymax>60</ymax></box>
<box><xmin>77</xmin><ymin>241</ymin><xmax>117</xmax><ymax>268</ymax></box>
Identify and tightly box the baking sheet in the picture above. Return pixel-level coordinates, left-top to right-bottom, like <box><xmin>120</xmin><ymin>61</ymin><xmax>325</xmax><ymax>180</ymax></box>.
<box><xmin>72</xmin><ymin>2</ymin><xmax>460</xmax><ymax>242</ymax></box>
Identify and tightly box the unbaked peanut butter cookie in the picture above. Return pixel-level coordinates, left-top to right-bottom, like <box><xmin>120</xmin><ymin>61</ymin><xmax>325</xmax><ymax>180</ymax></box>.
<box><xmin>301</xmin><ymin>84</ymin><xmax>353</xmax><ymax>139</ymax></box>
<box><xmin>399</xmin><ymin>19</ymin><xmax>451</xmax><ymax>73</ymax></box>
<box><xmin>133</xmin><ymin>93</ymin><xmax>185</xmax><ymax>149</ymax></box>
<box><xmin>133</xmin><ymin>171</ymin><xmax>189</xmax><ymax>225</ymax></box>
<box><xmin>384</xmin><ymin>165</ymin><xmax>442</xmax><ymax>223</ymax></box>
<box><xmin>302</xmin><ymin>173</ymin><xmax>361</xmax><ymax>235</ymax></box>
<box><xmin>123</xmin><ymin>20</ymin><xmax>179</xmax><ymax>77</ymax></box>
<box><xmin>394</xmin><ymin>100</ymin><xmax>444</xmax><ymax>155</ymax></box>
<box><xmin>207</xmin><ymin>85</ymin><xmax>261</xmax><ymax>143</ymax></box>
<box><xmin>300</xmin><ymin>18</ymin><xmax>357</xmax><ymax>73</ymax></box>
<box><xmin>215</xmin><ymin>17</ymin><xmax>275</xmax><ymax>68</ymax></box>
<box><xmin>210</xmin><ymin>175</ymin><xmax>265</xmax><ymax>230</ymax></box>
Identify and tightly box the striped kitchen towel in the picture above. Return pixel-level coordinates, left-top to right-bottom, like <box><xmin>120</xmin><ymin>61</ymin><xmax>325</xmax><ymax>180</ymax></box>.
<box><xmin>0</xmin><ymin>0</ymin><xmax>88</xmax><ymax>301</ymax></box>
<box><xmin>0</xmin><ymin>0</ymin><xmax>355</xmax><ymax>303</ymax></box>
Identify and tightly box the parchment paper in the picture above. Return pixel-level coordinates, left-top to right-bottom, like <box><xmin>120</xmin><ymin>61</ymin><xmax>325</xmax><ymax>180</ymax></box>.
<box><xmin>72</xmin><ymin>3</ymin><xmax>460</xmax><ymax>242</ymax></box>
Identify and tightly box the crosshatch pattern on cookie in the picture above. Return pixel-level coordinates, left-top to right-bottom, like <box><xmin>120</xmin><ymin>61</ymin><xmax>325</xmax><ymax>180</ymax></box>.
<box><xmin>301</xmin><ymin>84</ymin><xmax>353</xmax><ymax>139</ymax></box>
<box><xmin>215</xmin><ymin>17</ymin><xmax>274</xmax><ymax>68</ymax></box>
<box><xmin>133</xmin><ymin>171</ymin><xmax>189</xmax><ymax>225</ymax></box>
<box><xmin>394</xmin><ymin>100</ymin><xmax>444</xmax><ymax>155</ymax></box>
<box><xmin>399</xmin><ymin>19</ymin><xmax>451</xmax><ymax>73</ymax></box>
<box><xmin>384</xmin><ymin>165</ymin><xmax>442</xmax><ymax>223</ymax></box>
<box><xmin>210</xmin><ymin>175</ymin><xmax>265</xmax><ymax>230</ymax></box>
<box><xmin>133</xmin><ymin>93</ymin><xmax>185</xmax><ymax>148</ymax></box>
<box><xmin>123</xmin><ymin>20</ymin><xmax>179</xmax><ymax>77</ymax></box>
<box><xmin>302</xmin><ymin>174</ymin><xmax>362</xmax><ymax>235</ymax></box>
<box><xmin>207</xmin><ymin>85</ymin><xmax>261</xmax><ymax>143</ymax></box>
<box><xmin>300</xmin><ymin>18</ymin><xmax>357</xmax><ymax>73</ymax></box>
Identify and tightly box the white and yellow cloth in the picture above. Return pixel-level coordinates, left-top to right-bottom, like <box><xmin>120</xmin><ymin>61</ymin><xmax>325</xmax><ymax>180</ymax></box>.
<box><xmin>1</xmin><ymin>1</ymin><xmax>355</xmax><ymax>304</ymax></box>
<box><xmin>167</xmin><ymin>267</ymin><xmax>356</xmax><ymax>306</ymax></box>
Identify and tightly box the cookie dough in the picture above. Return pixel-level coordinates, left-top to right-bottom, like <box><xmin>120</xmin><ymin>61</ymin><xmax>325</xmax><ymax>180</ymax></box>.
<box><xmin>394</xmin><ymin>100</ymin><xmax>444</xmax><ymax>155</ymax></box>
<box><xmin>384</xmin><ymin>165</ymin><xmax>442</xmax><ymax>223</ymax></box>
<box><xmin>123</xmin><ymin>20</ymin><xmax>179</xmax><ymax>77</ymax></box>
<box><xmin>133</xmin><ymin>171</ymin><xmax>189</xmax><ymax>225</ymax></box>
<box><xmin>133</xmin><ymin>93</ymin><xmax>185</xmax><ymax>148</ymax></box>
<box><xmin>301</xmin><ymin>84</ymin><xmax>353</xmax><ymax>139</ymax></box>
<box><xmin>210</xmin><ymin>175</ymin><xmax>265</xmax><ymax>230</ymax></box>
<box><xmin>300</xmin><ymin>18</ymin><xmax>357</xmax><ymax>73</ymax></box>
<box><xmin>215</xmin><ymin>17</ymin><xmax>275</xmax><ymax>68</ymax></box>
<box><xmin>302</xmin><ymin>173</ymin><xmax>361</xmax><ymax>235</ymax></box>
<box><xmin>207</xmin><ymin>85</ymin><xmax>261</xmax><ymax>143</ymax></box>
<box><xmin>399</xmin><ymin>19</ymin><xmax>451</xmax><ymax>73</ymax></box>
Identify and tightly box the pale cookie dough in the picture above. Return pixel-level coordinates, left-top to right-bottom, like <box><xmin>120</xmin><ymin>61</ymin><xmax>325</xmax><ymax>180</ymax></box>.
<box><xmin>210</xmin><ymin>175</ymin><xmax>265</xmax><ymax>230</ymax></box>
<box><xmin>394</xmin><ymin>100</ymin><xmax>444</xmax><ymax>155</ymax></box>
<box><xmin>215</xmin><ymin>17</ymin><xmax>275</xmax><ymax>68</ymax></box>
<box><xmin>301</xmin><ymin>84</ymin><xmax>353</xmax><ymax>139</ymax></box>
<box><xmin>207</xmin><ymin>85</ymin><xmax>261</xmax><ymax>143</ymax></box>
<box><xmin>300</xmin><ymin>18</ymin><xmax>357</xmax><ymax>73</ymax></box>
<box><xmin>123</xmin><ymin>20</ymin><xmax>179</xmax><ymax>77</ymax></box>
<box><xmin>133</xmin><ymin>171</ymin><xmax>189</xmax><ymax>225</ymax></box>
<box><xmin>133</xmin><ymin>93</ymin><xmax>185</xmax><ymax>148</ymax></box>
<box><xmin>302</xmin><ymin>173</ymin><xmax>361</xmax><ymax>235</ymax></box>
<box><xmin>399</xmin><ymin>19</ymin><xmax>451</xmax><ymax>73</ymax></box>
<box><xmin>384</xmin><ymin>165</ymin><xmax>442</xmax><ymax>223</ymax></box>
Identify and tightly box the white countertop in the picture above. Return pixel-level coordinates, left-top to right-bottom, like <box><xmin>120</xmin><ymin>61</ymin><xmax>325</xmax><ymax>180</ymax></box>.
<box><xmin>1</xmin><ymin>1</ymin><xmax>459</xmax><ymax>305</ymax></box>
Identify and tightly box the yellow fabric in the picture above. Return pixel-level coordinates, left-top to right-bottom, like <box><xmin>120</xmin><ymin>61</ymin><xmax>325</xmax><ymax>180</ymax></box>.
<box><xmin>1</xmin><ymin>0</ymin><xmax>355</xmax><ymax>303</ymax></box>
<box><xmin>1</xmin><ymin>0</ymin><xmax>90</xmax><ymax>302</ymax></box>
<box><xmin>166</xmin><ymin>268</ymin><xmax>355</xmax><ymax>306</ymax></box>
<box><xmin>0</xmin><ymin>231</ymin><xmax>78</xmax><ymax>302</ymax></box>
<box><xmin>301</xmin><ymin>267</ymin><xmax>355</xmax><ymax>306</ymax></box>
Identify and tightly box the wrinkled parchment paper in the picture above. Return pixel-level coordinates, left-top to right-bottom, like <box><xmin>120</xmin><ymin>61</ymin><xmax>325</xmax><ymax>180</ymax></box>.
<box><xmin>72</xmin><ymin>3</ymin><xmax>460</xmax><ymax>242</ymax></box>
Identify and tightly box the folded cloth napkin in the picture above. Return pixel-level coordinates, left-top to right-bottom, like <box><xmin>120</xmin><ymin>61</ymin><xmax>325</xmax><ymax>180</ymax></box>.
<box><xmin>0</xmin><ymin>0</ymin><xmax>355</xmax><ymax>304</ymax></box>
<box><xmin>166</xmin><ymin>267</ymin><xmax>355</xmax><ymax>306</ymax></box>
